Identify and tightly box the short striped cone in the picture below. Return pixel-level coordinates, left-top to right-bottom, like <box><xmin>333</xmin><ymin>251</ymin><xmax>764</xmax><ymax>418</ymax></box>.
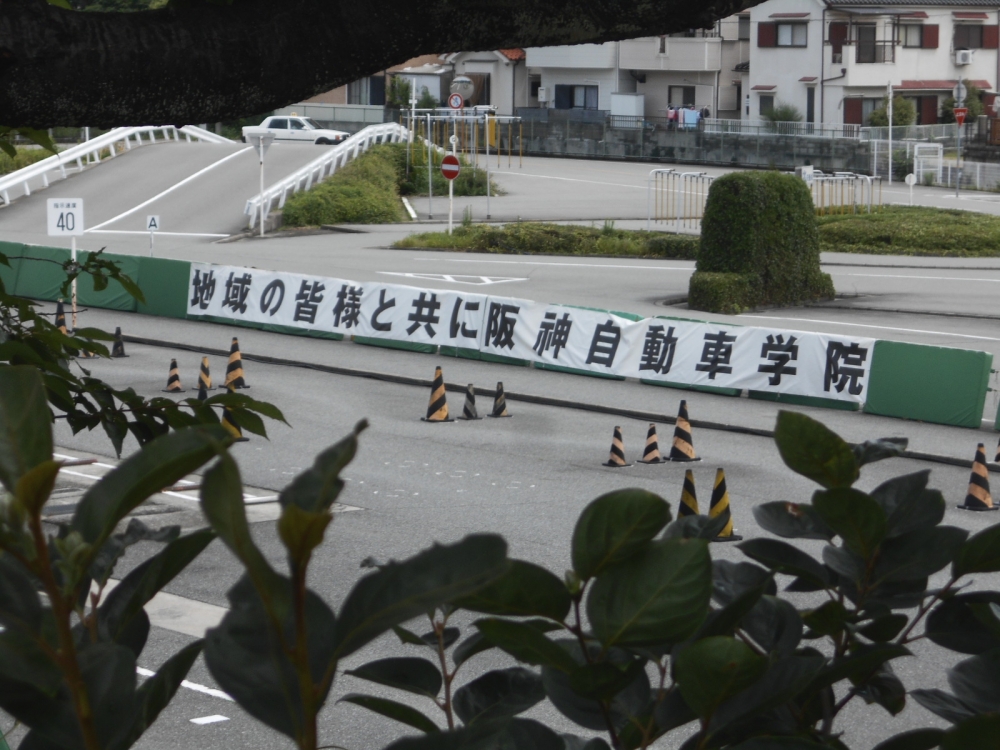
<box><xmin>489</xmin><ymin>381</ymin><xmax>511</xmax><ymax>418</ymax></box>
<box><xmin>669</xmin><ymin>400</ymin><xmax>700</xmax><ymax>462</ymax></box>
<box><xmin>55</xmin><ymin>301</ymin><xmax>68</xmax><ymax>335</ymax></box>
<box><xmin>198</xmin><ymin>357</ymin><xmax>214</xmax><ymax>391</ymax></box>
<box><xmin>959</xmin><ymin>444</ymin><xmax>997</xmax><ymax>511</ymax></box>
<box><xmin>225</xmin><ymin>337</ymin><xmax>249</xmax><ymax>389</ymax></box>
<box><xmin>162</xmin><ymin>359</ymin><xmax>185</xmax><ymax>393</ymax></box>
<box><xmin>709</xmin><ymin>468</ymin><xmax>742</xmax><ymax>541</ymax></box>
<box><xmin>603</xmin><ymin>426</ymin><xmax>632</xmax><ymax>468</ymax></box>
<box><xmin>679</xmin><ymin>470</ymin><xmax>699</xmax><ymax>516</ymax></box>
<box><xmin>111</xmin><ymin>327</ymin><xmax>128</xmax><ymax>358</ymax></box>
<box><xmin>637</xmin><ymin>423</ymin><xmax>662</xmax><ymax>464</ymax></box>
<box><xmin>459</xmin><ymin>384</ymin><xmax>481</xmax><ymax>420</ymax></box>
<box><xmin>421</xmin><ymin>366</ymin><xmax>453</xmax><ymax>422</ymax></box>
<box><xmin>221</xmin><ymin>386</ymin><xmax>249</xmax><ymax>443</ymax></box>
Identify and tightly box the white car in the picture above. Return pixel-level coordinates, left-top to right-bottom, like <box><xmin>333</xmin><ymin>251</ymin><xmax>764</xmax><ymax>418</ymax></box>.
<box><xmin>242</xmin><ymin>116</ymin><xmax>349</xmax><ymax>145</ymax></box>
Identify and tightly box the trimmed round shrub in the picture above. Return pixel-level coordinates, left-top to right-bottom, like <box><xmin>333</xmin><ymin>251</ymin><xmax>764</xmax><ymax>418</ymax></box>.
<box><xmin>690</xmin><ymin>172</ymin><xmax>834</xmax><ymax>313</ymax></box>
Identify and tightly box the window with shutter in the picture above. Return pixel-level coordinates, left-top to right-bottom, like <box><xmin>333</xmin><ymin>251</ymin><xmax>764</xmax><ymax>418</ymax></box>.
<box><xmin>984</xmin><ymin>25</ymin><xmax>999</xmax><ymax>49</ymax></box>
<box><xmin>843</xmin><ymin>98</ymin><xmax>863</xmax><ymax>125</ymax></box>
<box><xmin>922</xmin><ymin>25</ymin><xmax>939</xmax><ymax>48</ymax></box>
<box><xmin>758</xmin><ymin>22</ymin><xmax>777</xmax><ymax>47</ymax></box>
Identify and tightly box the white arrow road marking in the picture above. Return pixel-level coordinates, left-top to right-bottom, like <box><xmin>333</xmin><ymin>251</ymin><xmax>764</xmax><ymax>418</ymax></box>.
<box><xmin>137</xmin><ymin>668</ymin><xmax>233</xmax><ymax>702</ymax></box>
<box><xmin>377</xmin><ymin>272</ymin><xmax>526</xmax><ymax>286</ymax></box>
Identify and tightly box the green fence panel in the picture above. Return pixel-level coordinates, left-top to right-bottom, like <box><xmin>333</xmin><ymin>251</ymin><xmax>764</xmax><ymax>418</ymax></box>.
<box><xmin>13</xmin><ymin>245</ymin><xmax>71</xmax><ymax>301</ymax></box>
<box><xmin>0</xmin><ymin>241</ymin><xmax>25</xmax><ymax>294</ymax></box>
<box><xmin>77</xmin><ymin>252</ymin><xmax>140</xmax><ymax>311</ymax></box>
<box><xmin>865</xmin><ymin>340</ymin><xmax>992</xmax><ymax>428</ymax></box>
<box><xmin>138</xmin><ymin>257</ymin><xmax>192</xmax><ymax>319</ymax></box>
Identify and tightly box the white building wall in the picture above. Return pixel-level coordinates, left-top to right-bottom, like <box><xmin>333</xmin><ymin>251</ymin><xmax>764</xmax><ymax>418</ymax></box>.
<box><xmin>526</xmin><ymin>43</ymin><xmax>618</xmax><ymax>69</ymax></box>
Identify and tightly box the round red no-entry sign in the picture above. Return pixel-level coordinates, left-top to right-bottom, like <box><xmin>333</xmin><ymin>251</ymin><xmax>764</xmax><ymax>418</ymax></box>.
<box><xmin>441</xmin><ymin>154</ymin><xmax>461</xmax><ymax>181</ymax></box>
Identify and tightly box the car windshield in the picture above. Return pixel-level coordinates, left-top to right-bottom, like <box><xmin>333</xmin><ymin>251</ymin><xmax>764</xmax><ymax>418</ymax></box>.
<box><xmin>303</xmin><ymin>118</ymin><xmax>322</xmax><ymax>130</ymax></box>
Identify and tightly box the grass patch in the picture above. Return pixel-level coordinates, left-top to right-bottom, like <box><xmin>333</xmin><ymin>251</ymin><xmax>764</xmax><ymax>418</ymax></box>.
<box><xmin>392</xmin><ymin>222</ymin><xmax>700</xmax><ymax>259</ymax></box>
<box><xmin>0</xmin><ymin>147</ymin><xmax>54</xmax><ymax>176</ymax></box>
<box><xmin>282</xmin><ymin>143</ymin><xmax>497</xmax><ymax>226</ymax></box>
<box><xmin>817</xmin><ymin>206</ymin><xmax>1000</xmax><ymax>256</ymax></box>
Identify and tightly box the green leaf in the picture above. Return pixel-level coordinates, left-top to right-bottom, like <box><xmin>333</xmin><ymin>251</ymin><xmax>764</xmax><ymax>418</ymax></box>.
<box><xmin>278</xmin><ymin>420</ymin><xmax>366</xmax><ymax>512</ymax></box>
<box><xmin>752</xmin><ymin>501</ymin><xmax>834</xmax><ymax>540</ymax></box>
<box><xmin>870</xmin><ymin>470</ymin><xmax>945</xmax><ymax>538</ymax></box>
<box><xmin>812</xmin><ymin>488</ymin><xmax>887</xmax><ymax>558</ymax></box>
<box><xmin>954</xmin><ymin>523</ymin><xmax>1000</xmax><ymax>578</ymax></box>
<box><xmin>277</xmin><ymin>503</ymin><xmax>331</xmax><ymax>566</ymax></box>
<box><xmin>872</xmin><ymin>728</ymin><xmax>946</xmax><ymax>750</ymax></box>
<box><xmin>653</xmin><ymin>688</ymin><xmax>697</xmax><ymax>733</ymax></box>
<box><xmin>453</xmin><ymin>667</ymin><xmax>545</xmax><ymax>725</ymax></box>
<box><xmin>947</xmin><ymin>648</ymin><xmax>1000</xmax><ymax>714</ymax></box>
<box><xmin>15</xmin><ymin>460</ymin><xmax>59</xmax><ymax>517</ymax></box>
<box><xmin>774</xmin><ymin>411</ymin><xmax>858</xmax><ymax>489</ymax></box>
<box><xmin>695</xmin><ymin>572</ymin><xmax>771</xmax><ymax>640</ymax></box>
<box><xmin>568</xmin><ymin>659</ymin><xmax>647</xmax><ymax>701</ymax></box>
<box><xmin>587</xmin><ymin>538</ymin><xmax>711</xmax><ymax>648</ymax></box>
<box><xmin>77</xmin><ymin>642</ymin><xmax>138</xmax><ymax>749</ymax></box>
<box><xmin>712</xmin><ymin>560</ymin><xmax>776</xmax><ymax>605</ymax></box>
<box><xmin>854</xmin><ymin>437</ymin><xmax>908</xmax><ymax>467</ymax></box>
<box><xmin>675</xmin><ymin>636</ymin><xmax>767</xmax><ymax>717</ymax></box>
<box><xmin>808</xmin><ymin>643</ymin><xmax>910</xmax><ymax>693</ymax></box>
<box><xmin>926</xmin><ymin>593</ymin><xmax>1000</xmax><ymax>654</ymax></box>
<box><xmin>0</xmin><ymin>366</ymin><xmax>53</xmax><ymax>494</ymax></box>
<box><xmin>741</xmin><ymin>595</ymin><xmax>802</xmax><ymax>656</ymax></box>
<box><xmin>381</xmin><ymin>718</ymin><xmax>562</xmax><ymax>750</ymax></box>
<box><xmin>118</xmin><ymin>641</ymin><xmax>204</xmax><ymax>749</ymax></box>
<box><xmin>0</xmin><ymin>554</ymin><xmax>42</xmax><ymax>631</ymax></box>
<box><xmin>339</xmin><ymin>693</ymin><xmax>439</xmax><ymax>734</ymax></box>
<box><xmin>911</xmin><ymin>688</ymin><xmax>976</xmax><ymax>724</ymax></box>
<box><xmin>729</xmin><ymin>738</ymin><xmax>829</xmax><ymax>750</ymax></box>
<box><xmin>73</xmin><ymin>425</ymin><xmax>227</xmax><ymax>552</ymax></box>
<box><xmin>662</xmin><ymin>512</ymin><xmax>730</xmax><ymax>541</ymax></box>
<box><xmin>392</xmin><ymin>624</ymin><xmax>428</xmax><ymax>646</ymax></box>
<box><xmin>474</xmin><ymin>618</ymin><xmax>578</xmax><ymax>673</ymax></box>
<box><xmin>454</xmin><ymin>559</ymin><xmax>571</xmax><ymax>621</ymax></box>
<box><xmin>874</xmin><ymin>526</ymin><xmax>967</xmax><ymax>584</ymax></box>
<box><xmin>858</xmin><ymin>614</ymin><xmax>909</xmax><ymax>643</ymax></box>
<box><xmin>803</xmin><ymin>600</ymin><xmax>850</xmax><ymax>637</ymax></box>
<box><xmin>737</xmin><ymin>538</ymin><xmax>830</xmax><ymax>589</ymax></box>
<box><xmin>90</xmin><ymin>518</ymin><xmax>180</xmax><ymax>587</ymax></box>
<box><xmin>333</xmin><ymin>534</ymin><xmax>507</xmax><ymax>659</ymax></box>
<box><xmin>943</xmin><ymin>715</ymin><xmax>1000</xmax><ymax>750</ymax></box>
<box><xmin>453</xmin><ymin>620</ymin><xmax>560</xmax><ymax>667</ymax></box>
<box><xmin>571</xmin><ymin>488</ymin><xmax>671</xmax><ymax>580</ymax></box>
<box><xmin>855</xmin><ymin>663</ymin><xmax>906</xmax><ymax>716</ymax></box>
<box><xmin>0</xmin><ymin>621</ymin><xmax>63</xmax><ymax>696</ymax></box>
<box><xmin>345</xmin><ymin>657</ymin><xmax>442</xmax><ymax>698</ymax></box>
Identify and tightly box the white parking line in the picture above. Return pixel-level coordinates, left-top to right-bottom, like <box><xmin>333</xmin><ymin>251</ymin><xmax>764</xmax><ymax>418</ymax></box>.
<box><xmin>490</xmin><ymin>171</ymin><xmax>647</xmax><ymax>190</ymax></box>
<box><xmin>740</xmin><ymin>314</ymin><xmax>1000</xmax><ymax>341</ymax></box>
<box><xmin>87</xmin><ymin>147</ymin><xmax>251</xmax><ymax>231</ymax></box>
<box><xmin>414</xmin><ymin>257</ymin><xmax>694</xmax><ymax>271</ymax></box>
<box><xmin>137</xmin><ymin>668</ymin><xmax>233</xmax><ymax>702</ymax></box>
<box><xmin>836</xmin><ymin>272</ymin><xmax>1000</xmax><ymax>283</ymax></box>
<box><xmin>88</xmin><ymin>230</ymin><xmax>229</xmax><ymax>238</ymax></box>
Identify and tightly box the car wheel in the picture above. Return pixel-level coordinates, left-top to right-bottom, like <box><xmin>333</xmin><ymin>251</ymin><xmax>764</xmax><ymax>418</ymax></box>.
<box><xmin>315</xmin><ymin>138</ymin><xmax>329</xmax><ymax>145</ymax></box>
<box><xmin>241</xmin><ymin>136</ymin><xmax>246</xmax><ymax>143</ymax></box>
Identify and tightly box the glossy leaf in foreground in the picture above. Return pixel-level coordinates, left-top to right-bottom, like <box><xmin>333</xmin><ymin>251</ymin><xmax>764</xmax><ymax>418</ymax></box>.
<box><xmin>571</xmin><ymin>489</ymin><xmax>671</xmax><ymax>580</ymax></box>
<box><xmin>0</xmin><ymin>366</ymin><xmax>52</xmax><ymax>493</ymax></box>
<box><xmin>454</xmin><ymin>559</ymin><xmax>571</xmax><ymax>622</ymax></box>
<box><xmin>774</xmin><ymin>411</ymin><xmax>858</xmax><ymax>489</ymax></box>
<box><xmin>675</xmin><ymin>636</ymin><xmax>767</xmax><ymax>717</ymax></box>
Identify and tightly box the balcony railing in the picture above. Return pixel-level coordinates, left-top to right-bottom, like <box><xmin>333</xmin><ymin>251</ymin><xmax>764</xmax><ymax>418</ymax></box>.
<box><xmin>856</xmin><ymin>40</ymin><xmax>895</xmax><ymax>63</ymax></box>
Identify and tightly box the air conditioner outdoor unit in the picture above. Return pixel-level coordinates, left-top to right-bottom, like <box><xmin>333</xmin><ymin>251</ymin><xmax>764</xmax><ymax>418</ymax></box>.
<box><xmin>956</xmin><ymin>49</ymin><xmax>973</xmax><ymax>65</ymax></box>
<box><xmin>537</xmin><ymin>86</ymin><xmax>549</xmax><ymax>102</ymax></box>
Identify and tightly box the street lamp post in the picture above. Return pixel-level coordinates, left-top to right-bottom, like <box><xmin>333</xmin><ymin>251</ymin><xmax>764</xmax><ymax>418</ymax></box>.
<box><xmin>246</xmin><ymin>132</ymin><xmax>275</xmax><ymax>238</ymax></box>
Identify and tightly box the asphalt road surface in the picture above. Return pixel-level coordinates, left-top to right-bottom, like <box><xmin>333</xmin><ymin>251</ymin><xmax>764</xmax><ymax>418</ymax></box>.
<box><xmin>4</xmin><ymin>142</ymin><xmax>1000</xmax><ymax>750</ymax></box>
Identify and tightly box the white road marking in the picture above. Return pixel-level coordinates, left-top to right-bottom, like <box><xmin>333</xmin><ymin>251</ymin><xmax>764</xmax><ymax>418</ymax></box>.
<box><xmin>836</xmin><ymin>272</ymin><xmax>1000</xmax><ymax>283</ymax></box>
<box><xmin>491</xmin><ymin>171</ymin><xmax>647</xmax><ymax>190</ymax></box>
<box><xmin>190</xmin><ymin>715</ymin><xmax>230</xmax><ymax>725</ymax></box>
<box><xmin>414</xmin><ymin>257</ymin><xmax>694</xmax><ymax>271</ymax></box>
<box><xmin>740</xmin><ymin>314</ymin><xmax>1000</xmax><ymax>341</ymax></box>
<box><xmin>87</xmin><ymin>147</ymin><xmax>252</xmax><ymax>231</ymax></box>
<box><xmin>88</xmin><ymin>230</ymin><xmax>229</xmax><ymax>238</ymax></box>
<box><xmin>136</xmin><ymin>668</ymin><xmax>233</xmax><ymax>702</ymax></box>
<box><xmin>378</xmin><ymin>272</ymin><xmax>526</xmax><ymax>285</ymax></box>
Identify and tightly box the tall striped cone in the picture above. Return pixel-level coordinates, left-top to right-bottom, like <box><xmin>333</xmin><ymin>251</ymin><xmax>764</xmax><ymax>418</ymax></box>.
<box><xmin>459</xmin><ymin>384</ymin><xmax>481</xmax><ymax>420</ymax></box>
<box><xmin>221</xmin><ymin>385</ymin><xmax>249</xmax><ymax>442</ymax></box>
<box><xmin>421</xmin><ymin>366</ymin><xmax>453</xmax><ymax>423</ymax></box>
<box><xmin>198</xmin><ymin>357</ymin><xmax>214</xmax><ymax>391</ymax></box>
<box><xmin>603</xmin><ymin>426</ymin><xmax>632</xmax><ymax>468</ymax></box>
<box><xmin>225</xmin><ymin>337</ymin><xmax>249</xmax><ymax>389</ymax></box>
<box><xmin>679</xmin><ymin>470</ymin><xmax>699</xmax><ymax>517</ymax></box>
<box><xmin>709</xmin><ymin>468</ymin><xmax>742</xmax><ymax>541</ymax></box>
<box><xmin>55</xmin><ymin>301</ymin><xmax>68</xmax><ymax>335</ymax></box>
<box><xmin>162</xmin><ymin>359</ymin><xmax>185</xmax><ymax>393</ymax></box>
<box><xmin>489</xmin><ymin>381</ymin><xmax>511</xmax><ymax>418</ymax></box>
<box><xmin>959</xmin><ymin>444</ymin><xmax>997</xmax><ymax>511</ymax></box>
<box><xmin>668</xmin><ymin>400</ymin><xmax>700</xmax><ymax>462</ymax></box>
<box><xmin>197</xmin><ymin>381</ymin><xmax>208</xmax><ymax>402</ymax></box>
<box><xmin>994</xmin><ymin>437</ymin><xmax>1000</xmax><ymax>465</ymax></box>
<box><xmin>637</xmin><ymin>423</ymin><xmax>663</xmax><ymax>464</ymax></box>
<box><xmin>110</xmin><ymin>327</ymin><xmax>128</xmax><ymax>358</ymax></box>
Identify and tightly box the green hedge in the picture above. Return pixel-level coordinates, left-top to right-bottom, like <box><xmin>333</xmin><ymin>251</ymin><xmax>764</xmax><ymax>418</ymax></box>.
<box><xmin>693</xmin><ymin>172</ymin><xmax>834</xmax><ymax>313</ymax></box>
<box><xmin>687</xmin><ymin>272</ymin><xmax>759</xmax><ymax>314</ymax></box>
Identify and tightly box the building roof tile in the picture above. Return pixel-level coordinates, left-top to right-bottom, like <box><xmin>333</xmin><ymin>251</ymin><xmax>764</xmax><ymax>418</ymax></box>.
<box><xmin>498</xmin><ymin>49</ymin><xmax>526</xmax><ymax>61</ymax></box>
<box><xmin>898</xmin><ymin>78</ymin><xmax>992</xmax><ymax>89</ymax></box>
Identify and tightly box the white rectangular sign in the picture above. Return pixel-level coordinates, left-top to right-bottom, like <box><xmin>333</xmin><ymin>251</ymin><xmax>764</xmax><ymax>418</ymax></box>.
<box><xmin>47</xmin><ymin>198</ymin><xmax>84</xmax><ymax>236</ymax></box>
<box><xmin>146</xmin><ymin>215</ymin><xmax>161</xmax><ymax>232</ymax></box>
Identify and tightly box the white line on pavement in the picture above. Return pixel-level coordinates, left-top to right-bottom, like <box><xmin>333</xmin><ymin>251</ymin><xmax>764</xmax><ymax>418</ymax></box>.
<box><xmin>190</xmin><ymin>715</ymin><xmax>229</xmax><ymax>725</ymax></box>
<box><xmin>414</xmin><ymin>257</ymin><xmax>694</xmax><ymax>271</ymax></box>
<box><xmin>740</xmin><ymin>314</ymin><xmax>1000</xmax><ymax>341</ymax></box>
<box><xmin>488</xmin><ymin>171</ymin><xmax>646</xmax><ymax>190</ymax></box>
<box><xmin>87</xmin><ymin>147</ymin><xmax>251</xmax><ymax>231</ymax></box>
<box><xmin>835</xmin><ymin>272</ymin><xmax>1000</xmax><ymax>283</ymax></box>
<box><xmin>88</xmin><ymin>230</ymin><xmax>229</xmax><ymax>238</ymax></box>
<box><xmin>137</xmin><ymin>668</ymin><xmax>233</xmax><ymax>702</ymax></box>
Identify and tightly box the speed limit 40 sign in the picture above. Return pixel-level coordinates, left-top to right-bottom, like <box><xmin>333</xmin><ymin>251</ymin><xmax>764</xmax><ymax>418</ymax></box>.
<box><xmin>47</xmin><ymin>198</ymin><xmax>84</xmax><ymax>236</ymax></box>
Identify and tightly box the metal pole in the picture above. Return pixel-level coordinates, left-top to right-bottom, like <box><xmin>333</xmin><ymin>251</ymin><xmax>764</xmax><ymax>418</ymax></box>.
<box><xmin>259</xmin><ymin>147</ymin><xmax>266</xmax><ymax>238</ymax></box>
<box><xmin>427</xmin><ymin>113</ymin><xmax>433</xmax><ymax>219</ymax></box>
<box><xmin>957</xmin><ymin>119</ymin><xmax>963</xmax><ymax>199</ymax></box>
<box><xmin>486</xmin><ymin>114</ymin><xmax>491</xmax><ymax>219</ymax></box>
<box><xmin>71</xmin><ymin>236</ymin><xmax>77</xmax><ymax>330</ymax></box>
<box><xmin>887</xmin><ymin>82</ymin><xmax>893</xmax><ymax>184</ymax></box>
<box><xmin>449</xmin><ymin>121</ymin><xmax>455</xmax><ymax>235</ymax></box>
<box><xmin>149</xmin><ymin>230</ymin><xmax>154</xmax><ymax>257</ymax></box>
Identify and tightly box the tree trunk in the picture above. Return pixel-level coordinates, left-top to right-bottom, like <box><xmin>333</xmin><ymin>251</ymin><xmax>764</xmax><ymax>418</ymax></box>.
<box><xmin>0</xmin><ymin>0</ymin><xmax>748</xmax><ymax>128</ymax></box>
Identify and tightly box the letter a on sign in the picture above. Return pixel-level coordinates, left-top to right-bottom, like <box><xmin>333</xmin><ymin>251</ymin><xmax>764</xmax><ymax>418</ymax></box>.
<box><xmin>146</xmin><ymin>215</ymin><xmax>160</xmax><ymax>232</ymax></box>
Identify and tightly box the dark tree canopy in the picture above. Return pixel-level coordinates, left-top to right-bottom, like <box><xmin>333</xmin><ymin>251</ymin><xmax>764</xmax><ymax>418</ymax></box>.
<box><xmin>1</xmin><ymin>0</ymin><xmax>752</xmax><ymax>128</ymax></box>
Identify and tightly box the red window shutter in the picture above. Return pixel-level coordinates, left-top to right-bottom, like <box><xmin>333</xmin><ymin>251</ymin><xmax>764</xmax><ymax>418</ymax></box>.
<box><xmin>922</xmin><ymin>25</ymin><xmax>939</xmax><ymax>48</ymax></box>
<box><xmin>984</xmin><ymin>25</ymin><xmax>999</xmax><ymax>49</ymax></box>
<box><xmin>829</xmin><ymin>22</ymin><xmax>848</xmax><ymax>52</ymax></box>
<box><xmin>920</xmin><ymin>96</ymin><xmax>938</xmax><ymax>125</ymax></box>
<box><xmin>758</xmin><ymin>22</ymin><xmax>777</xmax><ymax>47</ymax></box>
<box><xmin>844</xmin><ymin>98</ymin><xmax>863</xmax><ymax>125</ymax></box>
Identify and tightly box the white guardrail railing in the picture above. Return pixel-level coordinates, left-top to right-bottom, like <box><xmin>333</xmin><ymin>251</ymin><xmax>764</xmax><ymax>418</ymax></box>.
<box><xmin>0</xmin><ymin>125</ymin><xmax>231</xmax><ymax>205</ymax></box>
<box><xmin>244</xmin><ymin>122</ymin><xmax>408</xmax><ymax>229</ymax></box>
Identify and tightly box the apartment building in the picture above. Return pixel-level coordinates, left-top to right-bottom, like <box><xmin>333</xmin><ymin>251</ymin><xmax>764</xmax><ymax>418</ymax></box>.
<box><xmin>748</xmin><ymin>0</ymin><xmax>999</xmax><ymax>125</ymax></box>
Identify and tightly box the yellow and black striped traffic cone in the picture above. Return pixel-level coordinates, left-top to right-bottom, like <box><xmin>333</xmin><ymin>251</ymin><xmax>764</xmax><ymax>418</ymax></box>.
<box><xmin>459</xmin><ymin>384</ymin><xmax>481</xmax><ymax>420</ymax></box>
<box><xmin>162</xmin><ymin>359</ymin><xmax>185</xmax><ymax>393</ymax></box>
<box><xmin>709</xmin><ymin>468</ymin><xmax>742</xmax><ymax>541</ymax></box>
<box><xmin>603</xmin><ymin>426</ymin><xmax>632</xmax><ymax>468</ymax></box>
<box><xmin>221</xmin><ymin>385</ymin><xmax>249</xmax><ymax>442</ymax></box>
<box><xmin>421</xmin><ymin>366</ymin><xmax>453</xmax><ymax>423</ymax></box>
<box><xmin>225</xmin><ymin>337</ymin><xmax>249</xmax><ymax>389</ymax></box>
<box><xmin>55</xmin><ymin>301</ymin><xmax>68</xmax><ymax>335</ymax></box>
<box><xmin>199</xmin><ymin>356</ymin><xmax>214</xmax><ymax>392</ymax></box>
<box><xmin>197</xmin><ymin>381</ymin><xmax>208</xmax><ymax>402</ymax></box>
<box><xmin>668</xmin><ymin>400</ymin><xmax>700</xmax><ymax>462</ymax></box>
<box><xmin>679</xmin><ymin>470</ymin><xmax>699</xmax><ymax>517</ymax></box>
<box><xmin>959</xmin><ymin>443</ymin><xmax>997</xmax><ymax>511</ymax></box>
<box><xmin>110</xmin><ymin>326</ymin><xmax>128</xmax><ymax>358</ymax></box>
<box><xmin>489</xmin><ymin>381</ymin><xmax>511</xmax><ymax>418</ymax></box>
<box><xmin>637</xmin><ymin>423</ymin><xmax>663</xmax><ymax>464</ymax></box>
<box><xmin>994</xmin><ymin>437</ymin><xmax>1000</xmax><ymax>464</ymax></box>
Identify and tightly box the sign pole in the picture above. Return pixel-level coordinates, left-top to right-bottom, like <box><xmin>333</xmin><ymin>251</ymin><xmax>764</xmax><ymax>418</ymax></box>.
<box><xmin>259</xmin><ymin>147</ymin><xmax>266</xmax><ymax>238</ymax></box>
<box><xmin>887</xmin><ymin>82</ymin><xmax>893</xmax><ymax>184</ymax></box>
<box><xmin>427</xmin><ymin>113</ymin><xmax>433</xmax><ymax>219</ymax></box>
<box><xmin>486</xmin><ymin>114</ymin><xmax>492</xmax><ymax>220</ymax></box>
<box><xmin>449</xmin><ymin>123</ymin><xmax>456</xmax><ymax>235</ymax></box>
<box><xmin>71</xmin><ymin>235</ymin><xmax>77</xmax><ymax>330</ymax></box>
<box><xmin>149</xmin><ymin>230</ymin><xmax>154</xmax><ymax>257</ymax></box>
